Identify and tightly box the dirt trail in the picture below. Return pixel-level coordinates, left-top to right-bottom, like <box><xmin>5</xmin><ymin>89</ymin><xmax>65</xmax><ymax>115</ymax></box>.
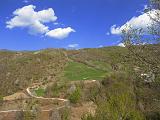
<box><xmin>0</xmin><ymin>80</ymin><xmax>98</xmax><ymax>120</ymax></box>
<box><xmin>1</xmin><ymin>83</ymin><xmax>69</xmax><ymax>113</ymax></box>
<box><xmin>26</xmin><ymin>85</ymin><xmax>68</xmax><ymax>102</ymax></box>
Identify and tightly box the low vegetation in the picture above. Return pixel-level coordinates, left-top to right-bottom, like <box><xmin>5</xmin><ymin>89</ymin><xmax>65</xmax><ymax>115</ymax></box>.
<box><xmin>0</xmin><ymin>49</ymin><xmax>67</xmax><ymax>96</ymax></box>
<box><xmin>64</xmin><ymin>61</ymin><xmax>107</xmax><ymax>81</ymax></box>
<box><xmin>69</xmin><ymin>87</ymin><xmax>82</xmax><ymax>104</ymax></box>
<box><xmin>0</xmin><ymin>45</ymin><xmax>160</xmax><ymax>119</ymax></box>
<box><xmin>35</xmin><ymin>88</ymin><xmax>45</xmax><ymax>97</ymax></box>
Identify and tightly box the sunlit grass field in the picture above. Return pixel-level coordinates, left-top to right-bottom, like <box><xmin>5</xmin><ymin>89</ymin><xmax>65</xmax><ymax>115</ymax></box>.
<box><xmin>64</xmin><ymin>61</ymin><xmax>107</xmax><ymax>81</ymax></box>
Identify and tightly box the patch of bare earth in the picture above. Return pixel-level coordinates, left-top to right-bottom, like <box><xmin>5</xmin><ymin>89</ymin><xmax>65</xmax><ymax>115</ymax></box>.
<box><xmin>3</xmin><ymin>92</ymin><xmax>30</xmax><ymax>101</ymax></box>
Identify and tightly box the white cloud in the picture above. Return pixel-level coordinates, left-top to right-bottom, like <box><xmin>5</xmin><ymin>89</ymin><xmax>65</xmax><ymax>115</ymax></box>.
<box><xmin>6</xmin><ymin>5</ymin><xmax>57</xmax><ymax>34</ymax></box>
<box><xmin>37</xmin><ymin>8</ymin><xmax>57</xmax><ymax>23</ymax></box>
<box><xmin>110</xmin><ymin>10</ymin><xmax>159</xmax><ymax>35</ymax></box>
<box><xmin>110</xmin><ymin>25</ymin><xmax>123</xmax><ymax>35</ymax></box>
<box><xmin>117</xmin><ymin>43</ymin><xmax>125</xmax><ymax>47</ymax></box>
<box><xmin>98</xmin><ymin>45</ymin><xmax>104</xmax><ymax>48</ymax></box>
<box><xmin>68</xmin><ymin>44</ymin><xmax>79</xmax><ymax>48</ymax></box>
<box><xmin>46</xmin><ymin>27</ymin><xmax>75</xmax><ymax>39</ymax></box>
<box><xmin>6</xmin><ymin>5</ymin><xmax>76</xmax><ymax>39</ymax></box>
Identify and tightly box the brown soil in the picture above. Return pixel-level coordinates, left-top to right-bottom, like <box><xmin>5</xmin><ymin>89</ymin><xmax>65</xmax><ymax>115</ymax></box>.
<box><xmin>3</xmin><ymin>92</ymin><xmax>30</xmax><ymax>101</ymax></box>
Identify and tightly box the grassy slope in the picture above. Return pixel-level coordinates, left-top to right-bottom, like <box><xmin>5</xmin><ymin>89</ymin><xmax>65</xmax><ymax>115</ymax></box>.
<box><xmin>63</xmin><ymin>46</ymin><xmax>128</xmax><ymax>81</ymax></box>
<box><xmin>64</xmin><ymin>61</ymin><xmax>107</xmax><ymax>81</ymax></box>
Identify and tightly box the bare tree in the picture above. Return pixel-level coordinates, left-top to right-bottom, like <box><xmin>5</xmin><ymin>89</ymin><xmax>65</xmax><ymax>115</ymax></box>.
<box><xmin>122</xmin><ymin>0</ymin><xmax>160</xmax><ymax>82</ymax></box>
<box><xmin>121</xmin><ymin>0</ymin><xmax>160</xmax><ymax>119</ymax></box>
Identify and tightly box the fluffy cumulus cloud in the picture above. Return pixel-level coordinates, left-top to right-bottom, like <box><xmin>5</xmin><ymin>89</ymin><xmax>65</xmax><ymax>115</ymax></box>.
<box><xmin>6</xmin><ymin>5</ymin><xmax>75</xmax><ymax>39</ymax></box>
<box><xmin>6</xmin><ymin>5</ymin><xmax>57</xmax><ymax>34</ymax></box>
<box><xmin>110</xmin><ymin>10</ymin><xmax>159</xmax><ymax>35</ymax></box>
<box><xmin>45</xmin><ymin>27</ymin><xmax>75</xmax><ymax>39</ymax></box>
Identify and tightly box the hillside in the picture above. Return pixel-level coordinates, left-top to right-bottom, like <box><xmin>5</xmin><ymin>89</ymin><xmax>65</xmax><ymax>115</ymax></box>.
<box><xmin>0</xmin><ymin>46</ymin><xmax>160</xmax><ymax>120</ymax></box>
<box><xmin>0</xmin><ymin>49</ymin><xmax>68</xmax><ymax>96</ymax></box>
<box><xmin>0</xmin><ymin>47</ymin><xmax>127</xmax><ymax>96</ymax></box>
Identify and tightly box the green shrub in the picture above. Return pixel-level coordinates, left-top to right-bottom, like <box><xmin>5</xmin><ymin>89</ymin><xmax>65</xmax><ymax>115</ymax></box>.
<box><xmin>52</xmin><ymin>83</ymin><xmax>65</xmax><ymax>97</ymax></box>
<box><xmin>69</xmin><ymin>87</ymin><xmax>81</xmax><ymax>104</ymax></box>
<box><xmin>145</xmin><ymin>112</ymin><xmax>160</xmax><ymax>120</ymax></box>
<box><xmin>0</xmin><ymin>95</ymin><xmax>3</xmax><ymax>100</ymax></box>
<box><xmin>81</xmin><ymin>113</ymin><xmax>94</xmax><ymax>120</ymax></box>
<box><xmin>61</xmin><ymin>108</ymin><xmax>70</xmax><ymax>120</ymax></box>
<box><xmin>82</xmin><ymin>72</ymin><xmax>144</xmax><ymax>120</ymax></box>
<box><xmin>35</xmin><ymin>88</ymin><xmax>45</xmax><ymax>97</ymax></box>
<box><xmin>87</xmin><ymin>86</ymin><xmax>100</xmax><ymax>103</ymax></box>
<box><xmin>0</xmin><ymin>95</ymin><xmax>3</xmax><ymax>105</ymax></box>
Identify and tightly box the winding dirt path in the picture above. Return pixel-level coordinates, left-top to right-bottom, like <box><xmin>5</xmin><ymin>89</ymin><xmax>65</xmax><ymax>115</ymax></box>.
<box><xmin>26</xmin><ymin>86</ymin><xmax>68</xmax><ymax>102</ymax></box>
<box><xmin>0</xmin><ymin>79</ymin><xmax>98</xmax><ymax>119</ymax></box>
<box><xmin>0</xmin><ymin>83</ymin><xmax>69</xmax><ymax>113</ymax></box>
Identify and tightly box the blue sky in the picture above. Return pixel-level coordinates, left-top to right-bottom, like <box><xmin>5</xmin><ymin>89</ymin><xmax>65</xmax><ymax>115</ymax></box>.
<box><xmin>0</xmin><ymin>0</ymin><xmax>148</xmax><ymax>50</ymax></box>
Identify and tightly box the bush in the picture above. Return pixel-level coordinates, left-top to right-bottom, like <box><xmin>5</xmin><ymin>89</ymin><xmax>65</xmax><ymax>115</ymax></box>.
<box><xmin>82</xmin><ymin>72</ymin><xmax>144</xmax><ymax>120</ymax></box>
<box><xmin>35</xmin><ymin>88</ymin><xmax>45</xmax><ymax>97</ymax></box>
<box><xmin>145</xmin><ymin>112</ymin><xmax>160</xmax><ymax>120</ymax></box>
<box><xmin>0</xmin><ymin>95</ymin><xmax>3</xmax><ymax>100</ymax></box>
<box><xmin>0</xmin><ymin>95</ymin><xmax>3</xmax><ymax>105</ymax></box>
<box><xmin>69</xmin><ymin>87</ymin><xmax>81</xmax><ymax>104</ymax></box>
<box><xmin>81</xmin><ymin>113</ymin><xmax>94</xmax><ymax>120</ymax></box>
<box><xmin>61</xmin><ymin>108</ymin><xmax>70</xmax><ymax>120</ymax></box>
<box><xmin>87</xmin><ymin>86</ymin><xmax>100</xmax><ymax>103</ymax></box>
<box><xmin>94</xmin><ymin>93</ymin><xmax>144</xmax><ymax>120</ymax></box>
